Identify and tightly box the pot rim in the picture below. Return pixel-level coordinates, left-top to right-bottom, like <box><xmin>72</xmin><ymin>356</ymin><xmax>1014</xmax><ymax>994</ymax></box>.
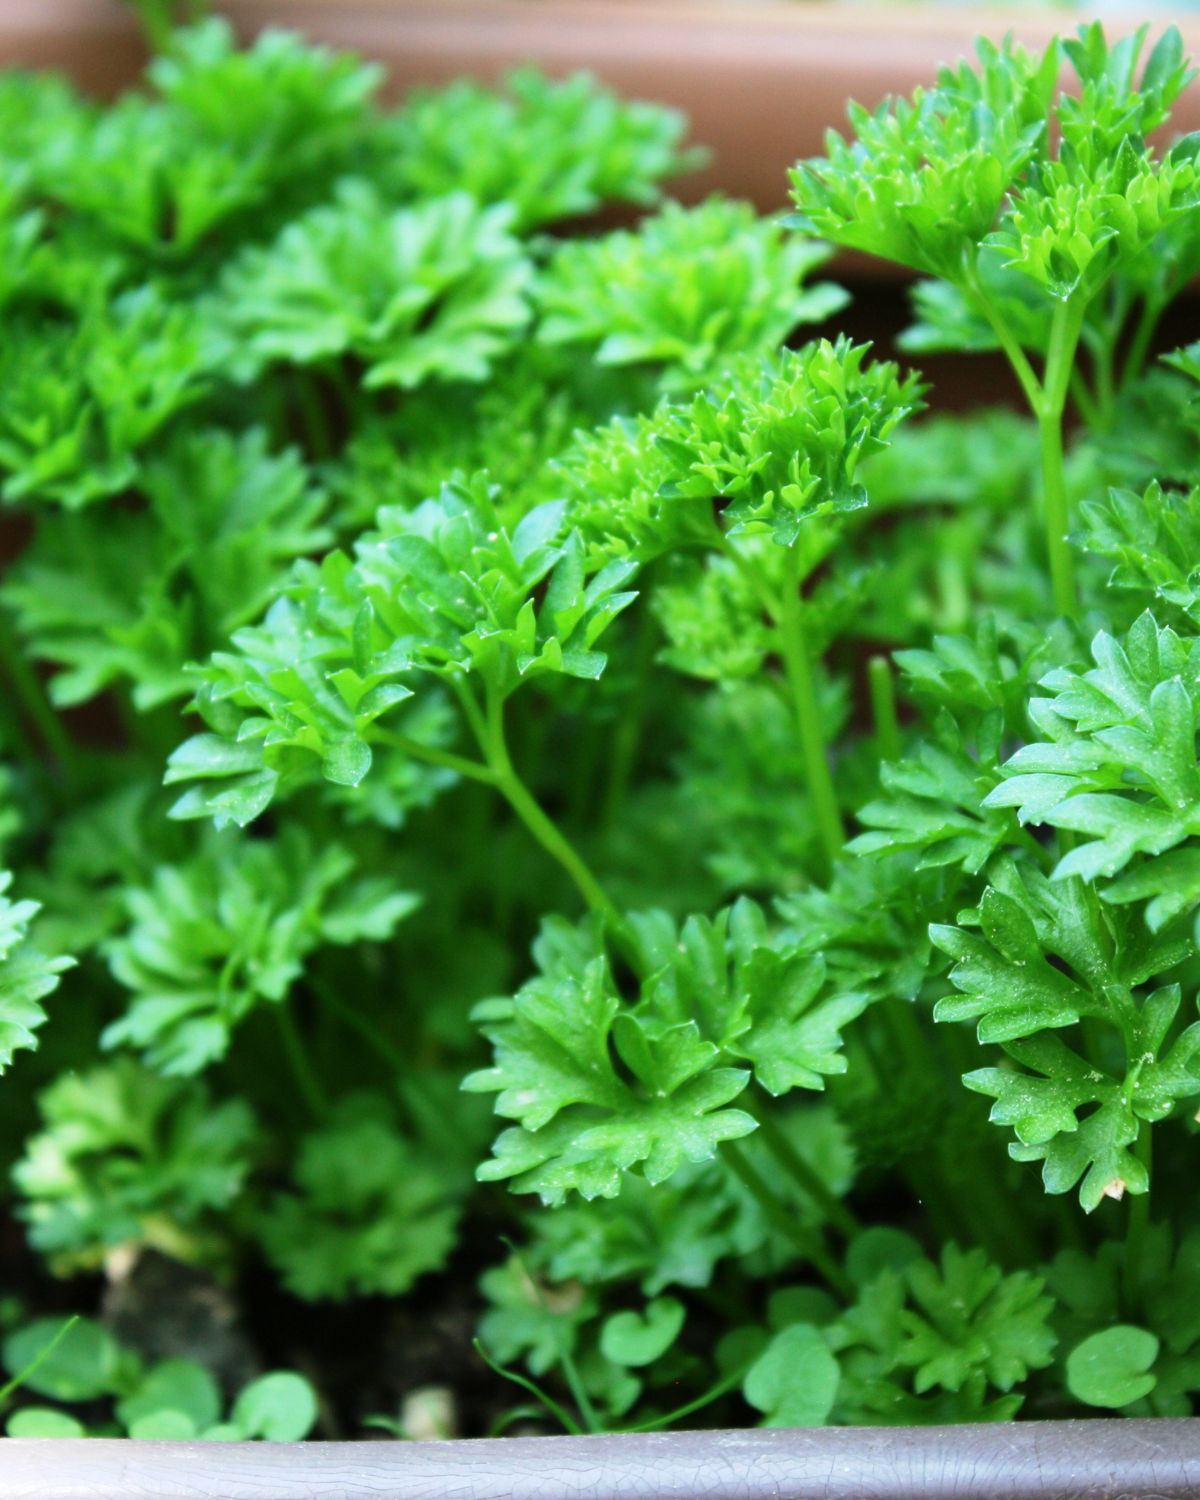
<box><xmin>0</xmin><ymin>1418</ymin><xmax>1198</xmax><ymax>1500</ymax></box>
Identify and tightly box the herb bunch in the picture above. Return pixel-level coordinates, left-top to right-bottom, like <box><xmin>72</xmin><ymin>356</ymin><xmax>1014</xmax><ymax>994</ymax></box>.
<box><xmin>3</xmin><ymin>16</ymin><xmax>1200</xmax><ymax>1439</ymax></box>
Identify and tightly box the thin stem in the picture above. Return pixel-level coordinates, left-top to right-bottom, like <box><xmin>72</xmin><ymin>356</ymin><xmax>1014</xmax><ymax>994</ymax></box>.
<box><xmin>0</xmin><ymin>1316</ymin><xmax>80</xmax><ymax>1407</ymax></box>
<box><xmin>602</xmin><ymin>606</ymin><xmax>657</xmax><ymax>827</ymax></box>
<box><xmin>473</xmin><ymin>1341</ymin><xmax>583</xmax><ymax>1437</ymax></box>
<box><xmin>752</xmin><ymin>1105</ymin><xmax>861</xmax><ymax>1238</ymax></box>
<box><xmin>0</xmin><ymin>609</ymin><xmax>76</xmax><ymax>775</ymax></box>
<box><xmin>449</xmin><ymin>675</ymin><xmax>490</xmax><ymax>753</ymax></box>
<box><xmin>617</xmin><ymin>1360</ymin><xmax>751</xmax><ymax>1433</ymax></box>
<box><xmin>294</xmin><ymin>369</ymin><xmax>336</xmax><ymax>461</ymax></box>
<box><xmin>1068</xmin><ymin>368</ymin><xmax>1102</xmax><ymax>432</ymax></box>
<box><xmin>776</xmin><ymin>554</ymin><xmax>844</xmax><ymax>870</ymax></box>
<box><xmin>723</xmin><ymin>1140</ymin><xmax>852</xmax><ymax>1299</ymax></box>
<box><xmin>1091</xmin><ymin>328</ymin><xmax>1116</xmax><ymax>430</ymax></box>
<box><xmin>1124</xmin><ymin>1127</ymin><xmax>1153</xmax><ymax>1316</ymax></box>
<box><xmin>867</xmin><ymin>655</ymin><xmax>901</xmax><ymax>763</ymax></box>
<box><xmin>1119</xmin><ymin>295</ymin><xmax>1164</xmax><ymax>393</ymax></box>
<box><xmin>371</xmin><ymin>728</ymin><xmax>496</xmax><ymax>786</ymax></box>
<box><xmin>484</xmin><ymin>690</ymin><xmax>628</xmax><ymax>943</ymax></box>
<box><xmin>1036</xmin><ymin>297</ymin><xmax>1086</xmax><ymax>618</ymax></box>
<box><xmin>504</xmin><ymin>1244</ymin><xmax>603</xmax><ymax>1436</ymax></box>
<box><xmin>1037</xmin><ymin>410</ymin><xmax>1076</xmax><ymax>618</ymax></box>
<box><xmin>964</xmin><ymin>270</ymin><xmax>1044</xmax><ymax>412</ymax></box>
<box><xmin>312</xmin><ymin>976</ymin><xmax>406</xmax><ymax>1077</ymax></box>
<box><xmin>274</xmin><ymin>1005</ymin><xmax>328</xmax><ymax>1119</ymax></box>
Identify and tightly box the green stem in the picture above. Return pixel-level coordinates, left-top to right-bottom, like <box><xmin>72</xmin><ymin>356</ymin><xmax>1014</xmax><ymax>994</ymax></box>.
<box><xmin>602</xmin><ymin>606</ymin><xmax>657</xmax><ymax>827</ymax></box>
<box><xmin>484</xmin><ymin>691</ymin><xmax>628</xmax><ymax>943</ymax></box>
<box><xmin>274</xmin><ymin>1004</ymin><xmax>328</xmax><ymax>1119</ymax></box>
<box><xmin>294</xmin><ymin>369</ymin><xmax>335</xmax><ymax>461</ymax></box>
<box><xmin>505</xmin><ymin>1244</ymin><xmax>603</xmax><ymax>1435</ymax></box>
<box><xmin>312</xmin><ymin>977</ymin><xmax>406</xmax><ymax>1077</ymax></box>
<box><xmin>723</xmin><ymin>1140</ymin><xmax>852</xmax><ymax>1299</ymax></box>
<box><xmin>1036</xmin><ymin>298</ymin><xmax>1086</xmax><ymax>619</ymax></box>
<box><xmin>1124</xmin><ymin>1127</ymin><xmax>1153</xmax><ymax>1316</ymax></box>
<box><xmin>964</xmin><ymin>271</ymin><xmax>1043</xmax><ymax>412</ymax></box>
<box><xmin>752</xmin><ymin>1104</ymin><xmax>861</xmax><ymax>1238</ymax></box>
<box><xmin>0</xmin><ymin>609</ymin><xmax>76</xmax><ymax>775</ymax></box>
<box><xmin>473</xmin><ymin>1341</ymin><xmax>583</xmax><ymax>1437</ymax></box>
<box><xmin>617</xmin><ymin>1360</ymin><xmax>751</xmax><ymax>1433</ymax></box>
<box><xmin>0</xmin><ymin>1316</ymin><xmax>80</xmax><ymax>1407</ymax></box>
<box><xmin>777</xmin><ymin>555</ymin><xmax>844</xmax><ymax>871</ymax></box>
<box><xmin>1068</xmin><ymin>369</ymin><xmax>1102</xmax><ymax>432</ymax></box>
<box><xmin>1091</xmin><ymin>328</ymin><xmax>1116</xmax><ymax>430</ymax></box>
<box><xmin>1119</xmin><ymin>295</ymin><xmax>1164</xmax><ymax>392</ymax></box>
<box><xmin>372</xmin><ymin>728</ymin><xmax>496</xmax><ymax>786</ymax></box>
<box><xmin>867</xmin><ymin>655</ymin><xmax>901</xmax><ymax>763</ymax></box>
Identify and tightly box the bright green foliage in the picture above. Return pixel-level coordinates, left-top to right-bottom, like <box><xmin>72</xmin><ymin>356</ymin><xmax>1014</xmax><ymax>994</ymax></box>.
<box><xmin>850</xmin><ymin>621</ymin><xmax>1066</xmax><ymax>875</ymax></box>
<box><xmin>654</xmin><ymin>338</ymin><xmax>923</xmax><ymax>544</ymax></box>
<box><xmin>744</xmin><ymin>1323</ymin><xmax>840</xmax><ymax>1426</ymax></box>
<box><xmin>6</xmin><ymin>13</ymin><xmax>1200</xmax><ymax>1442</ymax></box>
<box><xmin>146</xmin><ymin>20</ymin><xmax>382</xmax><ymax>205</ymax></box>
<box><xmin>5</xmin><ymin>427</ymin><xmax>330</xmax><ymax>709</ymax></box>
<box><xmin>985</xmin><ymin>613</ymin><xmax>1200</xmax><ymax>891</ymax></box>
<box><xmin>13</xmin><ymin>1059</ymin><xmax>255</xmax><ymax>1268</ymax></box>
<box><xmin>380</xmin><ymin>67</ymin><xmax>696</xmax><ymax>231</ymax></box>
<box><xmin>166</xmin><ymin>473</ymin><xmax>637</xmax><ymax>826</ymax></box>
<box><xmin>0</xmin><ymin>870</ymin><xmax>71</xmax><ymax>1073</ymax></box>
<box><xmin>788</xmin><ymin>39</ymin><xmax>1058</xmax><ymax>279</ymax></box>
<box><xmin>537</xmin><ymin>198</ymin><xmax>847</xmax><ymax>392</ymax></box>
<box><xmin>101</xmin><ymin>830</ymin><xmax>417</xmax><ymax>1074</ymax></box>
<box><xmin>825</xmin><ymin>1243</ymin><xmax>1054</xmax><ymax>1423</ymax></box>
<box><xmin>259</xmin><ymin>1093</ymin><xmax>464</xmax><ymax>1300</ymax></box>
<box><xmin>466</xmin><ymin>900</ymin><xmax>863</xmax><ymax>1203</ymax></box>
<box><xmin>2</xmin><ymin>1315</ymin><xmax>317</xmax><ymax>1440</ymax></box>
<box><xmin>600</xmin><ymin>1297</ymin><xmax>685</xmax><ymax>1368</ymax></box>
<box><xmin>1066</xmin><ymin>1325</ymin><xmax>1159</xmax><ymax>1408</ymax></box>
<box><xmin>894</xmin><ymin>1246</ymin><xmax>1056</xmax><ymax>1395</ymax></box>
<box><xmin>216</xmin><ymin>185</ymin><xmax>533</xmax><ymax>388</ymax></box>
<box><xmin>0</xmin><ymin>287</ymin><xmax>209</xmax><ymax>509</ymax></box>
<box><xmin>1079</xmin><ymin>480</ymin><xmax>1200</xmax><ymax>626</ymax></box>
<box><xmin>932</xmin><ymin>858</ymin><xmax>1200</xmax><ymax>1209</ymax></box>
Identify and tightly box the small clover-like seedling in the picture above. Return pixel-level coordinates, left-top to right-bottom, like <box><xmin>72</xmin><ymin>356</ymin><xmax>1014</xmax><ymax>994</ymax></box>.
<box><xmin>1</xmin><ymin>1315</ymin><xmax>317</xmax><ymax>1441</ymax></box>
<box><xmin>1066</xmin><ymin>1324</ymin><xmax>1159</xmax><ymax>1408</ymax></box>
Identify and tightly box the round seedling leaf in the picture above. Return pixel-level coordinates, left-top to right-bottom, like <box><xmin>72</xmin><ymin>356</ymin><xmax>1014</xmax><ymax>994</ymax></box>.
<box><xmin>743</xmin><ymin>1323</ymin><xmax>840</xmax><ymax>1427</ymax></box>
<box><xmin>128</xmin><ymin>1409</ymin><xmax>199</xmax><ymax>1440</ymax></box>
<box><xmin>766</xmin><ymin>1287</ymin><xmax>838</xmax><ymax>1330</ymax></box>
<box><xmin>1066</xmin><ymin>1325</ymin><xmax>1159</xmax><ymax>1408</ymax></box>
<box><xmin>2</xmin><ymin>1318</ymin><xmax>123</xmax><ymax>1403</ymax></box>
<box><xmin>6</xmin><ymin>1407</ymin><xmax>87</xmax><ymax>1438</ymax></box>
<box><xmin>846</xmin><ymin>1228</ymin><xmax>924</xmax><ymax>1288</ymax></box>
<box><xmin>231</xmin><ymin>1371</ymin><xmax>318</xmax><ymax>1441</ymax></box>
<box><xmin>599</xmin><ymin>1297</ymin><xmax>685</xmax><ymax>1368</ymax></box>
<box><xmin>117</xmin><ymin>1359</ymin><xmax>221</xmax><ymax>1436</ymax></box>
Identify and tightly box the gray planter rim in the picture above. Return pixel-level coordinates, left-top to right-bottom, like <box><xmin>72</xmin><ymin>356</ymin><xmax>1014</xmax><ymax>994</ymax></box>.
<box><xmin>0</xmin><ymin>1419</ymin><xmax>1198</xmax><ymax>1500</ymax></box>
